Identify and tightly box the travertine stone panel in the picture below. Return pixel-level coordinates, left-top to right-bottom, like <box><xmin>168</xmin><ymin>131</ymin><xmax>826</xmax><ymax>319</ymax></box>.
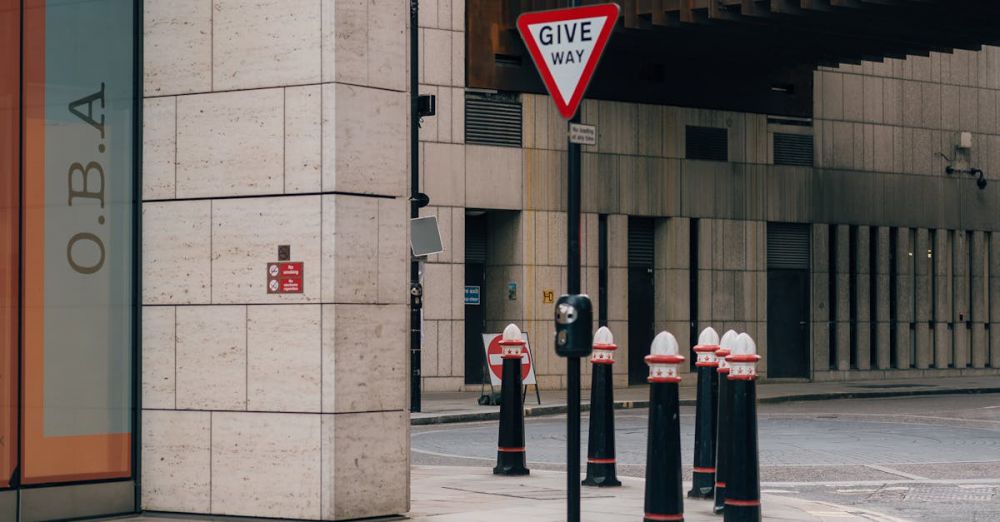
<box><xmin>855</xmin><ymin>226</ymin><xmax>871</xmax><ymax>370</ymax></box>
<box><xmin>914</xmin><ymin>229</ymin><xmax>931</xmax><ymax>368</ymax></box>
<box><xmin>176</xmin><ymin>306</ymin><xmax>247</xmax><ymax>410</ymax></box>
<box><xmin>143</xmin><ymin>201</ymin><xmax>211</xmax><ymax>305</ymax></box>
<box><xmin>141</xmin><ymin>410</ymin><xmax>210</xmax><ymax>513</ymax></box>
<box><xmin>894</xmin><ymin>229</ymin><xmax>913</xmax><ymax>369</ymax></box>
<box><xmin>247</xmin><ymin>305</ymin><xmax>322</xmax><ymax>413</ymax></box>
<box><xmin>212</xmin><ymin>412</ymin><xmax>322</xmax><ymax>519</ymax></box>
<box><xmin>213</xmin><ymin>0</ymin><xmax>321</xmax><ymax>91</ymax></box>
<box><xmin>812</xmin><ymin>321</ymin><xmax>830</xmax><ymax>373</ymax></box>
<box><xmin>324</xmin><ymin>0</ymin><xmax>407</xmax><ymax>91</ymax></box>
<box><xmin>971</xmin><ymin>323</ymin><xmax>988</xmax><ymax>369</ymax></box>
<box><xmin>321</xmin><ymin>195</ymin><xmax>407</xmax><ymax>304</ymax></box>
<box><xmin>143</xmin><ymin>97</ymin><xmax>176</xmax><ymax>200</ymax></box>
<box><xmin>142</xmin><ymin>307</ymin><xmax>175</xmax><ymax>409</ymax></box>
<box><xmin>324</xmin><ymin>83</ymin><xmax>407</xmax><ymax>196</ymax></box>
<box><xmin>327</xmin><ymin>411</ymin><xmax>409</xmax><ymax>520</ymax></box>
<box><xmin>323</xmin><ymin>304</ymin><xmax>407</xmax><ymax>413</ymax></box>
<box><xmin>421</xmin><ymin>28</ymin><xmax>453</xmax><ymax>85</ymax></box>
<box><xmin>212</xmin><ymin>196</ymin><xmax>322</xmax><ymax>304</ymax></box>
<box><xmin>285</xmin><ymin>85</ymin><xmax>323</xmax><ymax>193</ymax></box>
<box><xmin>953</xmin><ymin>231</ymin><xmax>970</xmax><ymax>368</ymax></box>
<box><xmin>143</xmin><ymin>1</ymin><xmax>211</xmax><ymax>96</ymax></box>
<box><xmin>875</xmin><ymin>227</ymin><xmax>891</xmax><ymax>370</ymax></box>
<box><xmin>935</xmin><ymin>323</ymin><xmax>952</xmax><ymax>369</ymax></box>
<box><xmin>176</xmin><ymin>89</ymin><xmax>284</xmax><ymax>198</ymax></box>
<box><xmin>466</xmin><ymin>145</ymin><xmax>523</xmax><ymax>210</ymax></box>
<box><xmin>811</xmin><ymin>225</ymin><xmax>830</xmax><ymax>370</ymax></box>
<box><xmin>970</xmin><ymin>231</ymin><xmax>988</xmax><ymax>368</ymax></box>
<box><xmin>423</xmin><ymin>142</ymin><xmax>466</xmax><ymax>207</ymax></box>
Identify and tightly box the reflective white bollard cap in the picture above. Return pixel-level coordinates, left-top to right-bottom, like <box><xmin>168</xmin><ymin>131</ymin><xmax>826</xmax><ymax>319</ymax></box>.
<box><xmin>645</xmin><ymin>331</ymin><xmax>685</xmax><ymax>383</ymax></box>
<box><xmin>694</xmin><ymin>327</ymin><xmax>721</xmax><ymax>367</ymax></box>
<box><xmin>728</xmin><ymin>333</ymin><xmax>760</xmax><ymax>380</ymax></box>
<box><xmin>500</xmin><ymin>323</ymin><xmax>526</xmax><ymax>359</ymax></box>
<box><xmin>591</xmin><ymin>326</ymin><xmax>617</xmax><ymax>365</ymax></box>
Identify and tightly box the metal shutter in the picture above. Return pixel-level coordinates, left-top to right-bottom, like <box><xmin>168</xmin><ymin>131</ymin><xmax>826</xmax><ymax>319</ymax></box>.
<box><xmin>628</xmin><ymin>218</ymin><xmax>655</xmax><ymax>268</ymax></box>
<box><xmin>685</xmin><ymin>126</ymin><xmax>728</xmax><ymax>161</ymax></box>
<box><xmin>465</xmin><ymin>92</ymin><xmax>522</xmax><ymax>147</ymax></box>
<box><xmin>767</xmin><ymin>223</ymin><xmax>810</xmax><ymax>270</ymax></box>
<box><xmin>465</xmin><ymin>214</ymin><xmax>488</xmax><ymax>263</ymax></box>
<box><xmin>774</xmin><ymin>133</ymin><xmax>814</xmax><ymax>166</ymax></box>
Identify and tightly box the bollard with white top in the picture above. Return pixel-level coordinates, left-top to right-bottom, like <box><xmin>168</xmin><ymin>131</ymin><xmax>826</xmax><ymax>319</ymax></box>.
<box><xmin>643</xmin><ymin>331</ymin><xmax>685</xmax><ymax>522</ymax></box>
<box><xmin>713</xmin><ymin>329</ymin><xmax>740</xmax><ymax>514</ymax></box>
<box><xmin>724</xmin><ymin>333</ymin><xmax>762</xmax><ymax>522</ymax></box>
<box><xmin>582</xmin><ymin>326</ymin><xmax>622</xmax><ymax>487</ymax></box>
<box><xmin>493</xmin><ymin>323</ymin><xmax>530</xmax><ymax>476</ymax></box>
<box><xmin>689</xmin><ymin>327</ymin><xmax>721</xmax><ymax>499</ymax></box>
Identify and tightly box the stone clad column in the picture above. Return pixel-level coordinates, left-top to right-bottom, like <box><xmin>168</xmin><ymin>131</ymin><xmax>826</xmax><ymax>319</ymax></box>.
<box><xmin>875</xmin><ymin>227</ymin><xmax>892</xmax><ymax>370</ymax></box>
<box><xmin>991</xmin><ymin>232</ymin><xmax>1000</xmax><ymax>369</ymax></box>
<box><xmin>953</xmin><ymin>231</ymin><xmax>970</xmax><ymax>369</ymax></box>
<box><xmin>913</xmin><ymin>229</ymin><xmax>932</xmax><ymax>369</ymax></box>
<box><xmin>835</xmin><ymin>225</ymin><xmax>851</xmax><ymax>371</ymax></box>
<box><xmin>854</xmin><ymin>226</ymin><xmax>872</xmax><ymax>370</ymax></box>
<box><xmin>811</xmin><ymin>224</ymin><xmax>831</xmax><ymax>373</ymax></box>
<box><xmin>934</xmin><ymin>230</ymin><xmax>952</xmax><ymax>369</ymax></box>
<box><xmin>894</xmin><ymin>228</ymin><xmax>913</xmax><ymax>370</ymax></box>
<box><xmin>970</xmin><ymin>231</ymin><xmax>988</xmax><ymax>369</ymax></box>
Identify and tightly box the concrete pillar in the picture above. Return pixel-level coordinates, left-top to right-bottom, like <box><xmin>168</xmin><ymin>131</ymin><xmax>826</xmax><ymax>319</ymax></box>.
<box><xmin>970</xmin><ymin>231</ymin><xmax>988</xmax><ymax>368</ymax></box>
<box><xmin>913</xmin><ymin>229</ymin><xmax>932</xmax><ymax>369</ymax></box>
<box><xmin>835</xmin><ymin>225</ymin><xmax>851</xmax><ymax>371</ymax></box>
<box><xmin>655</xmin><ymin>218</ymin><xmax>691</xmax><ymax>368</ymax></box>
<box><xmin>894</xmin><ymin>228</ymin><xmax>913</xmax><ymax>369</ymax></box>
<box><xmin>953</xmin><ymin>231</ymin><xmax>970</xmax><ymax>369</ymax></box>
<box><xmin>990</xmin><ymin>232</ymin><xmax>1000</xmax><ymax>369</ymax></box>
<box><xmin>811</xmin><ymin>224</ymin><xmax>831</xmax><ymax>372</ymax></box>
<box><xmin>875</xmin><ymin>227</ymin><xmax>892</xmax><ymax>370</ymax></box>
<box><xmin>854</xmin><ymin>226</ymin><xmax>872</xmax><ymax>370</ymax></box>
<box><xmin>933</xmin><ymin>230</ymin><xmax>952</xmax><ymax>369</ymax></box>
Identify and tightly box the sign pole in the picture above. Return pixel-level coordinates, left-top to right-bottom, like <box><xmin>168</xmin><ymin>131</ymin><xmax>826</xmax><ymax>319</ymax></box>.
<box><xmin>566</xmin><ymin>62</ymin><xmax>583</xmax><ymax>522</ymax></box>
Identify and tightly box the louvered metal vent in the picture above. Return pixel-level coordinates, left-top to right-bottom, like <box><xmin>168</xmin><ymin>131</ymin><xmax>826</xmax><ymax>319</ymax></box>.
<box><xmin>774</xmin><ymin>133</ymin><xmax>814</xmax><ymax>166</ymax></box>
<box><xmin>686</xmin><ymin>126</ymin><xmax>728</xmax><ymax>161</ymax></box>
<box><xmin>628</xmin><ymin>218</ymin><xmax>655</xmax><ymax>268</ymax></box>
<box><xmin>465</xmin><ymin>214</ymin><xmax>488</xmax><ymax>263</ymax></box>
<box><xmin>465</xmin><ymin>92</ymin><xmax>522</xmax><ymax>147</ymax></box>
<box><xmin>767</xmin><ymin>223</ymin><xmax>810</xmax><ymax>270</ymax></box>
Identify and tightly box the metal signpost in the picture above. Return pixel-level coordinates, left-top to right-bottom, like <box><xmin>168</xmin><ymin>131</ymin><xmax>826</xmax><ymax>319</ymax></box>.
<box><xmin>516</xmin><ymin>4</ymin><xmax>618</xmax><ymax>521</ymax></box>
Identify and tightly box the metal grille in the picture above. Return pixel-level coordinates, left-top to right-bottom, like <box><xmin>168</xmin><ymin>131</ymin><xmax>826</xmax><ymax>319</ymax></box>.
<box><xmin>774</xmin><ymin>133</ymin><xmax>814</xmax><ymax>166</ymax></box>
<box><xmin>767</xmin><ymin>223</ymin><xmax>810</xmax><ymax>270</ymax></box>
<box><xmin>465</xmin><ymin>92</ymin><xmax>522</xmax><ymax>147</ymax></box>
<box><xmin>685</xmin><ymin>126</ymin><xmax>728</xmax><ymax>161</ymax></box>
<box><xmin>465</xmin><ymin>214</ymin><xmax>488</xmax><ymax>263</ymax></box>
<box><xmin>628</xmin><ymin>218</ymin><xmax>655</xmax><ymax>268</ymax></box>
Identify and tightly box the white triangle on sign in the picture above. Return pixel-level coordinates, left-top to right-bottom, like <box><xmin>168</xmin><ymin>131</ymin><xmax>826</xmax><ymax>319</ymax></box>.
<box><xmin>517</xmin><ymin>4</ymin><xmax>619</xmax><ymax>119</ymax></box>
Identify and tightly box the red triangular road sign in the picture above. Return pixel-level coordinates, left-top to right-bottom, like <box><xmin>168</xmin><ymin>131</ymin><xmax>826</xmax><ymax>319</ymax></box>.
<box><xmin>517</xmin><ymin>4</ymin><xmax>620</xmax><ymax>120</ymax></box>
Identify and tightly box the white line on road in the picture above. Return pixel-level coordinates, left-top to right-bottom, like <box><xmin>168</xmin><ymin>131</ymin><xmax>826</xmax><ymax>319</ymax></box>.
<box><xmin>863</xmin><ymin>464</ymin><xmax>929</xmax><ymax>481</ymax></box>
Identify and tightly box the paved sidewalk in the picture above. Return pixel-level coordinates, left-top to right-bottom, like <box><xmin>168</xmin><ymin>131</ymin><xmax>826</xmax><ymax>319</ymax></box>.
<box><xmin>407</xmin><ymin>465</ymin><xmax>905</xmax><ymax>521</ymax></box>
<box><xmin>413</xmin><ymin>375</ymin><xmax>1000</xmax><ymax>425</ymax></box>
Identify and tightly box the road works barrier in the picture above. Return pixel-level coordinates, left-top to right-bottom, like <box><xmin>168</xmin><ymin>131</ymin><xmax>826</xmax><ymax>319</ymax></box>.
<box><xmin>582</xmin><ymin>326</ymin><xmax>622</xmax><ymax>487</ymax></box>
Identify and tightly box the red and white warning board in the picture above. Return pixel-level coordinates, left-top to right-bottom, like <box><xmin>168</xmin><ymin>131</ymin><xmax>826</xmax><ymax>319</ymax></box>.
<box><xmin>482</xmin><ymin>333</ymin><xmax>537</xmax><ymax>386</ymax></box>
<box><xmin>517</xmin><ymin>4</ymin><xmax>619</xmax><ymax>119</ymax></box>
<box><xmin>267</xmin><ymin>262</ymin><xmax>304</xmax><ymax>294</ymax></box>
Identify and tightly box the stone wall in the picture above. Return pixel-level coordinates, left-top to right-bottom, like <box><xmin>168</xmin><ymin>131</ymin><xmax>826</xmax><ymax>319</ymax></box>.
<box><xmin>141</xmin><ymin>1</ymin><xmax>409</xmax><ymax>520</ymax></box>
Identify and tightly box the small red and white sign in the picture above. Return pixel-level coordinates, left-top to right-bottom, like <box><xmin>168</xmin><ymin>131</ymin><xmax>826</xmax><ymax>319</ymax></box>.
<box><xmin>517</xmin><ymin>4</ymin><xmax>619</xmax><ymax>119</ymax></box>
<box><xmin>267</xmin><ymin>262</ymin><xmax>304</xmax><ymax>294</ymax></box>
<box><xmin>482</xmin><ymin>333</ymin><xmax>537</xmax><ymax>386</ymax></box>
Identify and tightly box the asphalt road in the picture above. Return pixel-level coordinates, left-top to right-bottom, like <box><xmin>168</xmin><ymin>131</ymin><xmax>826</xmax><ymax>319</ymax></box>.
<box><xmin>412</xmin><ymin>393</ymin><xmax>1000</xmax><ymax>521</ymax></box>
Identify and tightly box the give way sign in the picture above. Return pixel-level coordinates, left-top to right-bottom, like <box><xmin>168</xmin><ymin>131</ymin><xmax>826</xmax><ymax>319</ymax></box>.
<box><xmin>517</xmin><ymin>4</ymin><xmax>620</xmax><ymax>119</ymax></box>
<box><xmin>482</xmin><ymin>333</ymin><xmax>537</xmax><ymax>386</ymax></box>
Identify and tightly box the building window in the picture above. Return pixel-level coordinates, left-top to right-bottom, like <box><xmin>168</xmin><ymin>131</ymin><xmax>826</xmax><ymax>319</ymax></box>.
<box><xmin>685</xmin><ymin>125</ymin><xmax>728</xmax><ymax>161</ymax></box>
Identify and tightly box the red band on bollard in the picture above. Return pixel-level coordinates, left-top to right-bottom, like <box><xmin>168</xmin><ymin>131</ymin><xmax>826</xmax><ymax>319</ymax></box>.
<box><xmin>715</xmin><ymin>481</ymin><xmax>726</xmax><ymax>487</ymax></box>
<box><xmin>644</xmin><ymin>513</ymin><xmax>684</xmax><ymax>521</ymax></box>
<box><xmin>692</xmin><ymin>467</ymin><xmax>716</xmax><ymax>473</ymax></box>
<box><xmin>647</xmin><ymin>376</ymin><xmax>682</xmax><ymax>384</ymax></box>
<box><xmin>588</xmin><ymin>457</ymin><xmax>616</xmax><ymax>464</ymax></box>
<box><xmin>645</xmin><ymin>354</ymin><xmax>685</xmax><ymax>364</ymax></box>
<box><xmin>497</xmin><ymin>447</ymin><xmax>525</xmax><ymax>452</ymax></box>
<box><xmin>727</xmin><ymin>374</ymin><xmax>757</xmax><ymax>381</ymax></box>
<box><xmin>725</xmin><ymin>499</ymin><xmax>761</xmax><ymax>507</ymax></box>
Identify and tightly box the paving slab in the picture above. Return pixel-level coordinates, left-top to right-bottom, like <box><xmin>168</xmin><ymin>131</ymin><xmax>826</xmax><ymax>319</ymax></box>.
<box><xmin>413</xmin><ymin>375</ymin><xmax>1000</xmax><ymax>425</ymax></box>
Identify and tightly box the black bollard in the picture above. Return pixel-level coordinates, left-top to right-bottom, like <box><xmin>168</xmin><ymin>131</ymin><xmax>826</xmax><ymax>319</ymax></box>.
<box><xmin>643</xmin><ymin>331</ymin><xmax>686</xmax><ymax>522</ymax></box>
<box><xmin>713</xmin><ymin>330</ymin><xmax>739</xmax><ymax>515</ymax></box>
<box><xmin>724</xmin><ymin>333</ymin><xmax>761</xmax><ymax>522</ymax></box>
<box><xmin>689</xmin><ymin>327</ymin><xmax>721</xmax><ymax>499</ymax></box>
<box><xmin>494</xmin><ymin>324</ymin><xmax>530</xmax><ymax>476</ymax></box>
<box><xmin>582</xmin><ymin>326</ymin><xmax>622</xmax><ymax>487</ymax></box>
